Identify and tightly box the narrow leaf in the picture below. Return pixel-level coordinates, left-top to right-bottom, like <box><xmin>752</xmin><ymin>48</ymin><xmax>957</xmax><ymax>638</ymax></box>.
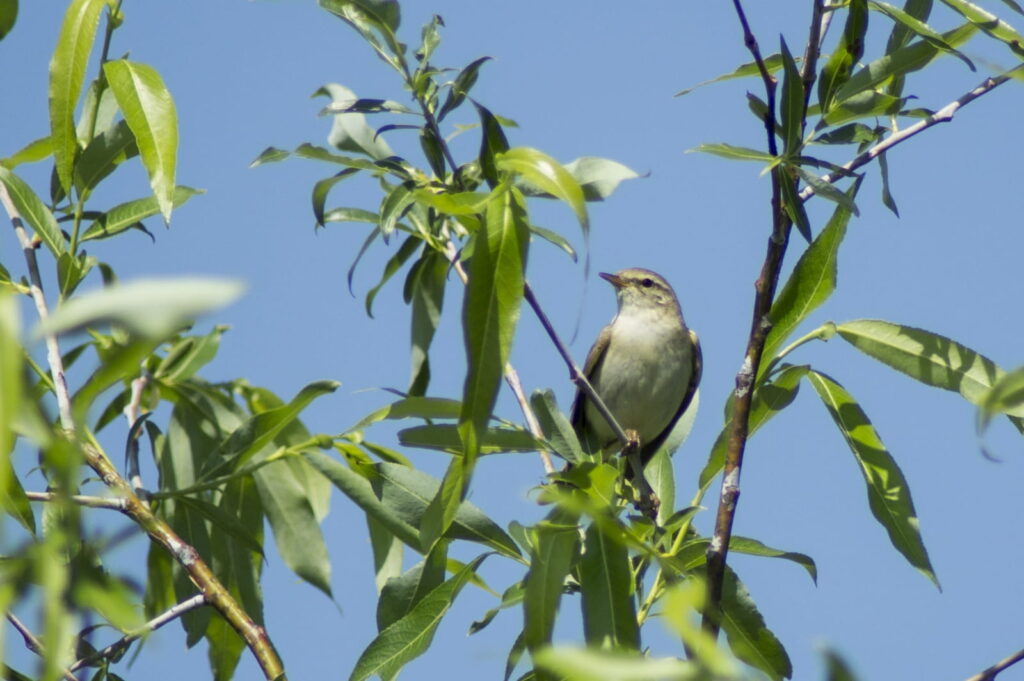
<box><xmin>0</xmin><ymin>166</ymin><xmax>66</xmax><ymax>256</ymax></box>
<box><xmin>807</xmin><ymin>370</ymin><xmax>938</xmax><ymax>586</ymax></box>
<box><xmin>579</xmin><ymin>523</ymin><xmax>639</xmax><ymax>650</ymax></box>
<box><xmin>49</xmin><ymin>0</ymin><xmax>107</xmax><ymax>192</ymax></box>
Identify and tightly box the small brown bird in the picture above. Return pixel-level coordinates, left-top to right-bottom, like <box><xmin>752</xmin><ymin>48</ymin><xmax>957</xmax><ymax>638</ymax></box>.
<box><xmin>570</xmin><ymin>268</ymin><xmax>702</xmax><ymax>507</ymax></box>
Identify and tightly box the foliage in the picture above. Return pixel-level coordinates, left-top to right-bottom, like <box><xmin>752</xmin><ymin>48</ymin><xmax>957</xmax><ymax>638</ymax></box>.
<box><xmin>1</xmin><ymin>1</ymin><xmax>1023</xmax><ymax>681</ymax></box>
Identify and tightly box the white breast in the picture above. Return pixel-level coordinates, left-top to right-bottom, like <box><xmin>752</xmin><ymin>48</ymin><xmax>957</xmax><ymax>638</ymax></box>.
<box><xmin>585</xmin><ymin>306</ymin><xmax>692</xmax><ymax>448</ymax></box>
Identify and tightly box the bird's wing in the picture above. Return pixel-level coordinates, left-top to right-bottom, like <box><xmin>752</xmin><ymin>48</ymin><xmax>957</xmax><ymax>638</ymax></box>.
<box><xmin>640</xmin><ymin>327</ymin><xmax>702</xmax><ymax>464</ymax></box>
<box><xmin>570</xmin><ymin>322</ymin><xmax>613</xmax><ymax>432</ymax></box>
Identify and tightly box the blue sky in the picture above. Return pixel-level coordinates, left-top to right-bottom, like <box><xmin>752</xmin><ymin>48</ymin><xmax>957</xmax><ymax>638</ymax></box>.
<box><xmin>4</xmin><ymin>1</ymin><xmax>1024</xmax><ymax>679</ymax></box>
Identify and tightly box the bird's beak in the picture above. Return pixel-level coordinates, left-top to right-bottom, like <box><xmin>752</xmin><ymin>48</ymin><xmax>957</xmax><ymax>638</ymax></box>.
<box><xmin>599</xmin><ymin>272</ymin><xmax>624</xmax><ymax>288</ymax></box>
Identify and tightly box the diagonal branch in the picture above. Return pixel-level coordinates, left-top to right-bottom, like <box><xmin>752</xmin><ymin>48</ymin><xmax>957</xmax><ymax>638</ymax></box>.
<box><xmin>6</xmin><ymin>612</ymin><xmax>80</xmax><ymax>681</ymax></box>
<box><xmin>965</xmin><ymin>646</ymin><xmax>1024</xmax><ymax>681</ymax></box>
<box><xmin>799</xmin><ymin>66</ymin><xmax>1023</xmax><ymax>202</ymax></box>
<box><xmin>69</xmin><ymin>594</ymin><xmax>207</xmax><ymax>672</ymax></box>
<box><xmin>1</xmin><ymin>185</ymin><xmax>287</xmax><ymax>681</ymax></box>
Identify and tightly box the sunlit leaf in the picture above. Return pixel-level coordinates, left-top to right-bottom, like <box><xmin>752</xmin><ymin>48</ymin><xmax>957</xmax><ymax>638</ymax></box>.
<box><xmin>104</xmin><ymin>59</ymin><xmax>179</xmax><ymax>223</ymax></box>
<box><xmin>807</xmin><ymin>370</ymin><xmax>938</xmax><ymax>586</ymax></box>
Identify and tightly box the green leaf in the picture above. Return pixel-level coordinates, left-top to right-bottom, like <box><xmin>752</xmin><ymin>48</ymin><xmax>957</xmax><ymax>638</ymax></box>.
<box><xmin>977</xmin><ymin>366</ymin><xmax>1024</xmax><ymax>434</ymax></box>
<box><xmin>372</xmin><ymin>462</ymin><xmax>522</xmax><ymax>558</ymax></box>
<box><xmin>0</xmin><ymin>0</ymin><xmax>16</xmax><ymax>42</ymax></box>
<box><xmin>249</xmin><ymin>146</ymin><xmax>291</xmax><ymax>167</ymax></box>
<box><xmin>0</xmin><ymin>166</ymin><xmax>66</xmax><ymax>256</ymax></box>
<box><xmin>438</xmin><ymin>56</ymin><xmax>492</xmax><ymax>122</ymax></box>
<box><xmin>499</xmin><ymin>148</ymin><xmax>589</xmax><ymax>234</ymax></box>
<box><xmin>779</xmin><ymin>170</ymin><xmax>811</xmax><ymax>242</ymax></box>
<box><xmin>779</xmin><ymin>37</ymin><xmax>805</xmax><ymax>156</ymax></box>
<box><xmin>806</xmin><ymin>370</ymin><xmax>938</xmax><ymax>586</ymax></box>
<box><xmin>761</xmin><ymin>179</ymin><xmax>860</xmax><ymax>377</ymax></box>
<box><xmin>675</xmin><ymin>53</ymin><xmax>786</xmax><ymax>97</ymax></box>
<box><xmin>351</xmin><ymin>396</ymin><xmax>462</xmax><ymax>432</ymax></box>
<box><xmin>368</xmin><ymin>514</ymin><xmax>404</xmax><ymax>593</ymax></box>
<box><xmin>870</xmin><ymin>146</ymin><xmax>897</xmax><ymax>218</ymax></box>
<box><xmin>349</xmin><ymin>553</ymin><xmax>489</xmax><ymax>681</ymax></box>
<box><xmin>36</xmin><ymin>277</ymin><xmax>244</xmax><ymax>339</ymax></box>
<box><xmin>365</xmin><ymin>234</ymin><xmax>421</xmax><ymax>317</ymax></box>
<box><xmin>832</xmin><ymin>23</ymin><xmax>978</xmax><ymax>104</ymax></box>
<box><xmin>379</xmin><ymin>182</ymin><xmax>415</xmax><ymax>241</ymax></box>
<box><xmin>253</xmin><ymin>454</ymin><xmax>332</xmax><ymax>597</ymax></box>
<box><xmin>530</xmin><ymin>389</ymin><xmax>584</xmax><ymax>464</ymax></box>
<box><xmin>822</xmin><ymin>647</ymin><xmax>861</xmax><ymax>681</ymax></box>
<box><xmin>203</xmin><ymin>380</ymin><xmax>339</xmax><ymax>477</ymax></box>
<box><xmin>176</xmin><ymin>495</ymin><xmax>263</xmax><ymax>558</ymax></box>
<box><xmin>939</xmin><ymin>0</ymin><xmax>1024</xmax><ymax>56</ymax></box>
<box><xmin>312</xmin><ymin>169</ymin><xmax>359</xmax><ymax>226</ymax></box>
<box><xmin>836</xmin><ymin>319</ymin><xmax>1024</xmax><ymax>415</ymax></box>
<box><xmin>398</xmin><ymin>424</ymin><xmax>540</xmax><ymax>454</ymax></box>
<box><xmin>533</xmin><ymin>646</ymin><xmax>699</xmax><ymax>681</ymax></box>
<box><xmin>523</xmin><ymin>513</ymin><xmax>581</xmax><ymax>653</ymax></box>
<box><xmin>818</xmin><ymin>0</ymin><xmax>868</xmax><ymax>111</ymax></box>
<box><xmin>870</xmin><ymin>1</ymin><xmax>975</xmax><ymax>68</ymax></box>
<box><xmin>529</xmin><ymin>224</ymin><xmax>577</xmax><ymax>261</ymax></box>
<box><xmin>304</xmin><ymin>450</ymin><xmax>421</xmax><ymax>550</ymax></box>
<box><xmin>688</xmin><ymin>143</ymin><xmax>777</xmax><ymax>164</ymax></box>
<box><xmin>315</xmin><ymin>83</ymin><xmax>394</xmax><ymax>160</ymax></box>
<box><xmin>73</xmin><ymin>119</ymin><xmax>138</xmax><ymax>197</ymax></box>
<box><xmin>719</xmin><ymin>567</ymin><xmax>792</xmax><ymax>680</ymax></box>
<box><xmin>474</xmin><ymin>101</ymin><xmax>510</xmax><ymax>187</ymax></box>
<box><xmin>561</xmin><ymin>156</ymin><xmax>641</xmax><ymax>201</ymax></box>
<box><xmin>1</xmin><ymin>135</ymin><xmax>53</xmax><ymax>169</ymax></box>
<box><xmin>458</xmin><ymin>184</ymin><xmax>528</xmax><ymax>475</ymax></box>
<box><xmin>822</xmin><ymin>91</ymin><xmax>904</xmax><ymax>127</ymax></box>
<box><xmin>794</xmin><ymin>167</ymin><xmax>859</xmax><ymax>215</ymax></box>
<box><xmin>699</xmin><ymin>365</ymin><xmax>808</xmax><ymax>495</ymax></box>
<box><xmin>80</xmin><ymin>186</ymin><xmax>203</xmax><ymax>241</ymax></box>
<box><xmin>0</xmin><ymin>296</ymin><xmax>32</xmax><ymax>534</ymax></box>
<box><xmin>408</xmin><ymin>251</ymin><xmax>447</xmax><ymax>395</ymax></box>
<box><xmin>579</xmin><ymin>523</ymin><xmax>639</xmax><ymax>650</ymax></box>
<box><xmin>729</xmin><ymin>536</ymin><xmax>817</xmax><ymax>583</ymax></box>
<box><xmin>103</xmin><ymin>59</ymin><xmax>179</xmax><ymax>223</ymax></box>
<box><xmin>49</xmin><ymin>0</ymin><xmax>108</xmax><ymax>193</ymax></box>
<box><xmin>153</xmin><ymin>326</ymin><xmax>227</xmax><ymax>384</ymax></box>
<box><xmin>377</xmin><ymin>540</ymin><xmax>447</xmax><ymax>632</ymax></box>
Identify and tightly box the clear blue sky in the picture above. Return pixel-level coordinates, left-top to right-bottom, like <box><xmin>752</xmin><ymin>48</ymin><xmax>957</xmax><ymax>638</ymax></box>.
<box><xmin>4</xmin><ymin>1</ymin><xmax>1024</xmax><ymax>679</ymax></box>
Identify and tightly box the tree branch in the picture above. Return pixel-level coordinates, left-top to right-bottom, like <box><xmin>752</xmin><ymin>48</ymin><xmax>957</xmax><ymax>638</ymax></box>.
<box><xmin>522</xmin><ymin>282</ymin><xmax>631</xmax><ymax>450</ymax></box>
<box><xmin>965</xmin><ymin>647</ymin><xmax>1024</xmax><ymax>681</ymax></box>
<box><xmin>1</xmin><ymin>186</ymin><xmax>287</xmax><ymax>680</ymax></box>
<box><xmin>69</xmin><ymin>594</ymin><xmax>207</xmax><ymax>672</ymax></box>
<box><xmin>25</xmin><ymin>491</ymin><xmax>128</xmax><ymax>511</ymax></box>
<box><xmin>6</xmin><ymin>613</ymin><xmax>80</xmax><ymax>681</ymax></box>
<box><xmin>703</xmin><ymin>0</ymin><xmax>825</xmax><ymax>636</ymax></box>
<box><xmin>799</xmin><ymin>66</ymin><xmax>1022</xmax><ymax>202</ymax></box>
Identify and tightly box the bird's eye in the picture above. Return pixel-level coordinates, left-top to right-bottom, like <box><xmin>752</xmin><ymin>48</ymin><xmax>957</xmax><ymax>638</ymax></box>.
<box><xmin>641</xmin><ymin>278</ymin><xmax>654</xmax><ymax>288</ymax></box>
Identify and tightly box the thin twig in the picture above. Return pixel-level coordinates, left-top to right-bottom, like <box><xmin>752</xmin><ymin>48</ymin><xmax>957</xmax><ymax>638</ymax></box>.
<box><xmin>799</xmin><ymin>67</ymin><xmax>1022</xmax><ymax>202</ymax></box>
<box><xmin>69</xmin><ymin>594</ymin><xmax>207</xmax><ymax>672</ymax></box>
<box><xmin>6</xmin><ymin>613</ymin><xmax>80</xmax><ymax>681</ymax></box>
<box><xmin>0</xmin><ymin>184</ymin><xmax>75</xmax><ymax>430</ymax></box>
<box><xmin>25</xmin><ymin>491</ymin><xmax>127</xmax><ymax>511</ymax></box>
<box><xmin>124</xmin><ymin>375</ymin><xmax>151</xmax><ymax>498</ymax></box>
<box><xmin>2</xmin><ymin>185</ymin><xmax>287</xmax><ymax>680</ymax></box>
<box><xmin>964</xmin><ymin>647</ymin><xmax>1024</xmax><ymax>681</ymax></box>
<box><xmin>522</xmin><ymin>282</ymin><xmax>630</xmax><ymax>449</ymax></box>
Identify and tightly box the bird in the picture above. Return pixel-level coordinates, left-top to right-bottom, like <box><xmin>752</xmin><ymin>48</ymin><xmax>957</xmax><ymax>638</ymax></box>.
<box><xmin>570</xmin><ymin>268</ymin><xmax>702</xmax><ymax>511</ymax></box>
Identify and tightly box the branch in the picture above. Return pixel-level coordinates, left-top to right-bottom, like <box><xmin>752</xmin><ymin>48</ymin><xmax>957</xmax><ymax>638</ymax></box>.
<box><xmin>69</xmin><ymin>594</ymin><xmax>207</xmax><ymax>672</ymax></box>
<box><xmin>25</xmin><ymin>491</ymin><xmax>127</xmax><ymax>511</ymax></box>
<box><xmin>124</xmin><ymin>375</ymin><xmax>151</xmax><ymax>498</ymax></box>
<box><xmin>2</xmin><ymin>187</ymin><xmax>287</xmax><ymax>680</ymax></box>
<box><xmin>6</xmin><ymin>613</ymin><xmax>80</xmax><ymax>681</ymax></box>
<box><xmin>522</xmin><ymin>282</ymin><xmax>631</xmax><ymax>450</ymax></box>
<box><xmin>965</xmin><ymin>647</ymin><xmax>1024</xmax><ymax>681</ymax></box>
<box><xmin>799</xmin><ymin>66</ymin><xmax>1021</xmax><ymax>202</ymax></box>
<box><xmin>704</xmin><ymin>0</ymin><xmax>825</xmax><ymax>635</ymax></box>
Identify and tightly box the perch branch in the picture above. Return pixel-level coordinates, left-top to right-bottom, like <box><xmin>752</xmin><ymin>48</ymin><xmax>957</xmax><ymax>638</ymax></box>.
<box><xmin>2</xmin><ymin>186</ymin><xmax>287</xmax><ymax>680</ymax></box>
